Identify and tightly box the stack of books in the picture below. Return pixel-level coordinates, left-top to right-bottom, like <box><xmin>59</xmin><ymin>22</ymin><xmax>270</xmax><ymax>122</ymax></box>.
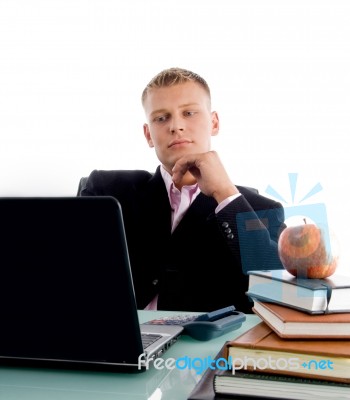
<box><xmin>212</xmin><ymin>269</ymin><xmax>350</xmax><ymax>399</ymax></box>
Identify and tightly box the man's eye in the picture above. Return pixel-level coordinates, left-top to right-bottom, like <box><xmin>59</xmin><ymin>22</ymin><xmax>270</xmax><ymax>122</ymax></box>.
<box><xmin>184</xmin><ymin>111</ymin><xmax>196</xmax><ymax>117</ymax></box>
<box><xmin>154</xmin><ymin>115</ymin><xmax>168</xmax><ymax>122</ymax></box>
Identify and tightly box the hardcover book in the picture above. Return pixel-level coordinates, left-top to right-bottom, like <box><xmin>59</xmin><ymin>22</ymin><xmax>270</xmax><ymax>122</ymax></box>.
<box><xmin>246</xmin><ymin>269</ymin><xmax>350</xmax><ymax>314</ymax></box>
<box><xmin>214</xmin><ymin>369</ymin><xmax>350</xmax><ymax>399</ymax></box>
<box><xmin>252</xmin><ymin>300</ymin><xmax>350</xmax><ymax>338</ymax></box>
<box><xmin>224</xmin><ymin>321</ymin><xmax>350</xmax><ymax>383</ymax></box>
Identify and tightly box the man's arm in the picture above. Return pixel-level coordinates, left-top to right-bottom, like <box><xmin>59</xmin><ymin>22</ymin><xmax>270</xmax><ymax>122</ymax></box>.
<box><xmin>172</xmin><ymin>151</ymin><xmax>285</xmax><ymax>273</ymax></box>
<box><xmin>215</xmin><ymin>193</ymin><xmax>285</xmax><ymax>274</ymax></box>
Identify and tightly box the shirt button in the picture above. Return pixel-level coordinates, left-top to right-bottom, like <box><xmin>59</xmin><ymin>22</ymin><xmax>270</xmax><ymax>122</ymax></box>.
<box><xmin>227</xmin><ymin>233</ymin><xmax>234</xmax><ymax>239</ymax></box>
<box><xmin>222</xmin><ymin>222</ymin><xmax>229</xmax><ymax>228</ymax></box>
<box><xmin>225</xmin><ymin>228</ymin><xmax>231</xmax><ymax>234</ymax></box>
<box><xmin>152</xmin><ymin>279</ymin><xmax>158</xmax><ymax>286</ymax></box>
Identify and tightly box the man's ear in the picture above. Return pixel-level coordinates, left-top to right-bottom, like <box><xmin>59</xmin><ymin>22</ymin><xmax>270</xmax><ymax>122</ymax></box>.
<box><xmin>211</xmin><ymin>111</ymin><xmax>219</xmax><ymax>136</ymax></box>
<box><xmin>143</xmin><ymin>124</ymin><xmax>154</xmax><ymax>148</ymax></box>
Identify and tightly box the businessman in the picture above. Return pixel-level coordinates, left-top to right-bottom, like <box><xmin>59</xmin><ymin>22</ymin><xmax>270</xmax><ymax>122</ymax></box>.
<box><xmin>80</xmin><ymin>67</ymin><xmax>285</xmax><ymax>313</ymax></box>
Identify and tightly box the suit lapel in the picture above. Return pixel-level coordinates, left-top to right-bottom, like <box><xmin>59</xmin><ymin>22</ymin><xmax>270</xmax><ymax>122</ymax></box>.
<box><xmin>141</xmin><ymin>166</ymin><xmax>172</xmax><ymax>235</ymax></box>
<box><xmin>171</xmin><ymin>192</ymin><xmax>217</xmax><ymax>235</ymax></box>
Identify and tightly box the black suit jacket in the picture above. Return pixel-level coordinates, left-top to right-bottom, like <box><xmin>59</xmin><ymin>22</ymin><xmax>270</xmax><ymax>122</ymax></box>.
<box><xmin>80</xmin><ymin>167</ymin><xmax>285</xmax><ymax>313</ymax></box>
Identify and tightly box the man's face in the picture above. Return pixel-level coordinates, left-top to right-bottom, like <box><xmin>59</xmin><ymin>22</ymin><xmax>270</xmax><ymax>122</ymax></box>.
<box><xmin>143</xmin><ymin>81</ymin><xmax>219</xmax><ymax>173</ymax></box>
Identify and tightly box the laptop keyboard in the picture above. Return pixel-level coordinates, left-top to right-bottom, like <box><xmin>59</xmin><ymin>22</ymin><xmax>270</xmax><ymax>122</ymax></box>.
<box><xmin>141</xmin><ymin>333</ymin><xmax>162</xmax><ymax>349</ymax></box>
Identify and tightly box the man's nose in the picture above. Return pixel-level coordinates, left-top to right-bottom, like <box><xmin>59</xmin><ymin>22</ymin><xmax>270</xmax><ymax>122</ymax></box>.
<box><xmin>170</xmin><ymin>117</ymin><xmax>184</xmax><ymax>134</ymax></box>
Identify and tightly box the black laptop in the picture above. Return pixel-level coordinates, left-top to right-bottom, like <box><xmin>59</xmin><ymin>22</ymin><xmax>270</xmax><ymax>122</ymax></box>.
<box><xmin>0</xmin><ymin>196</ymin><xmax>182</xmax><ymax>371</ymax></box>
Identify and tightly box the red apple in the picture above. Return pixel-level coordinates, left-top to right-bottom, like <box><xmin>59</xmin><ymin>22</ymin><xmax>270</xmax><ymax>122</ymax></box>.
<box><xmin>278</xmin><ymin>220</ymin><xmax>338</xmax><ymax>279</ymax></box>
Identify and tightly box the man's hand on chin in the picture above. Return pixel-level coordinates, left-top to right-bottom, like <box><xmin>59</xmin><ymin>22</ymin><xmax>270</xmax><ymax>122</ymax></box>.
<box><xmin>171</xmin><ymin>151</ymin><xmax>239</xmax><ymax>203</ymax></box>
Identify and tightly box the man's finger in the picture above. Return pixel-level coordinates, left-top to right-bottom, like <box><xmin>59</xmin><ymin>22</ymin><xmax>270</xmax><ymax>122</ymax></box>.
<box><xmin>172</xmin><ymin>155</ymin><xmax>199</xmax><ymax>183</ymax></box>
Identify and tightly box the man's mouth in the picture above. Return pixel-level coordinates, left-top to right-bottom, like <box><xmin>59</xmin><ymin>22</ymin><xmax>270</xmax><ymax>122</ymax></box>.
<box><xmin>168</xmin><ymin>139</ymin><xmax>192</xmax><ymax>148</ymax></box>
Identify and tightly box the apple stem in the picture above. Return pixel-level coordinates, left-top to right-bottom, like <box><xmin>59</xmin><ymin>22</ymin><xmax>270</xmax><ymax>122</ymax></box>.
<box><xmin>303</xmin><ymin>218</ymin><xmax>307</xmax><ymax>224</ymax></box>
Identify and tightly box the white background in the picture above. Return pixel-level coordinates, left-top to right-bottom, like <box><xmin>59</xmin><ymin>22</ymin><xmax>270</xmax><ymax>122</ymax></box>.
<box><xmin>1</xmin><ymin>0</ymin><xmax>349</xmax><ymax>275</ymax></box>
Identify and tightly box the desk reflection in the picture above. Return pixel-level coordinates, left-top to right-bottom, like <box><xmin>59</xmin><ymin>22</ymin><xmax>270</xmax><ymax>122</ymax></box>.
<box><xmin>0</xmin><ymin>312</ymin><xmax>259</xmax><ymax>400</ymax></box>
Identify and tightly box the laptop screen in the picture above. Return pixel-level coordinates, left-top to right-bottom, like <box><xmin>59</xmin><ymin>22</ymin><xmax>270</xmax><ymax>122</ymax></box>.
<box><xmin>0</xmin><ymin>196</ymin><xmax>144</xmax><ymax>367</ymax></box>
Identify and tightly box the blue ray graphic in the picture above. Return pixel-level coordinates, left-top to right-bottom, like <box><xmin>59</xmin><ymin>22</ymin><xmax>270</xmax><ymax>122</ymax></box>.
<box><xmin>299</xmin><ymin>182</ymin><xmax>323</xmax><ymax>203</ymax></box>
<box><xmin>265</xmin><ymin>185</ymin><xmax>288</xmax><ymax>203</ymax></box>
<box><xmin>288</xmin><ymin>173</ymin><xmax>298</xmax><ymax>203</ymax></box>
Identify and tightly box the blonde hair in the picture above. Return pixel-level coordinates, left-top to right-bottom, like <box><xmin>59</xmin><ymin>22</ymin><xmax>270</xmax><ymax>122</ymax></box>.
<box><xmin>141</xmin><ymin>67</ymin><xmax>211</xmax><ymax>106</ymax></box>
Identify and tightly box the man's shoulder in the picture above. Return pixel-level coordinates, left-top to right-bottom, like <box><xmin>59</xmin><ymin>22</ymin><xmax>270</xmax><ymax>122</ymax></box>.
<box><xmin>84</xmin><ymin>168</ymin><xmax>158</xmax><ymax>196</ymax></box>
<box><xmin>89</xmin><ymin>169</ymin><xmax>154</xmax><ymax>184</ymax></box>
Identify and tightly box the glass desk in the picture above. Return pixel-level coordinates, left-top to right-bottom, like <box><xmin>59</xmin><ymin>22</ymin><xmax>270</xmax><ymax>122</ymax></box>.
<box><xmin>0</xmin><ymin>311</ymin><xmax>260</xmax><ymax>400</ymax></box>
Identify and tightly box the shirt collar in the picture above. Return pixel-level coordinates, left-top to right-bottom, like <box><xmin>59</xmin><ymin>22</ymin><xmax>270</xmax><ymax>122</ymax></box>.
<box><xmin>160</xmin><ymin>165</ymin><xmax>175</xmax><ymax>195</ymax></box>
<box><xmin>160</xmin><ymin>165</ymin><xmax>199</xmax><ymax>207</ymax></box>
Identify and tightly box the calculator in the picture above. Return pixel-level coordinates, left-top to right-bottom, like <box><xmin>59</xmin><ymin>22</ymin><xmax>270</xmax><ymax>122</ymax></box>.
<box><xmin>143</xmin><ymin>305</ymin><xmax>246</xmax><ymax>341</ymax></box>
